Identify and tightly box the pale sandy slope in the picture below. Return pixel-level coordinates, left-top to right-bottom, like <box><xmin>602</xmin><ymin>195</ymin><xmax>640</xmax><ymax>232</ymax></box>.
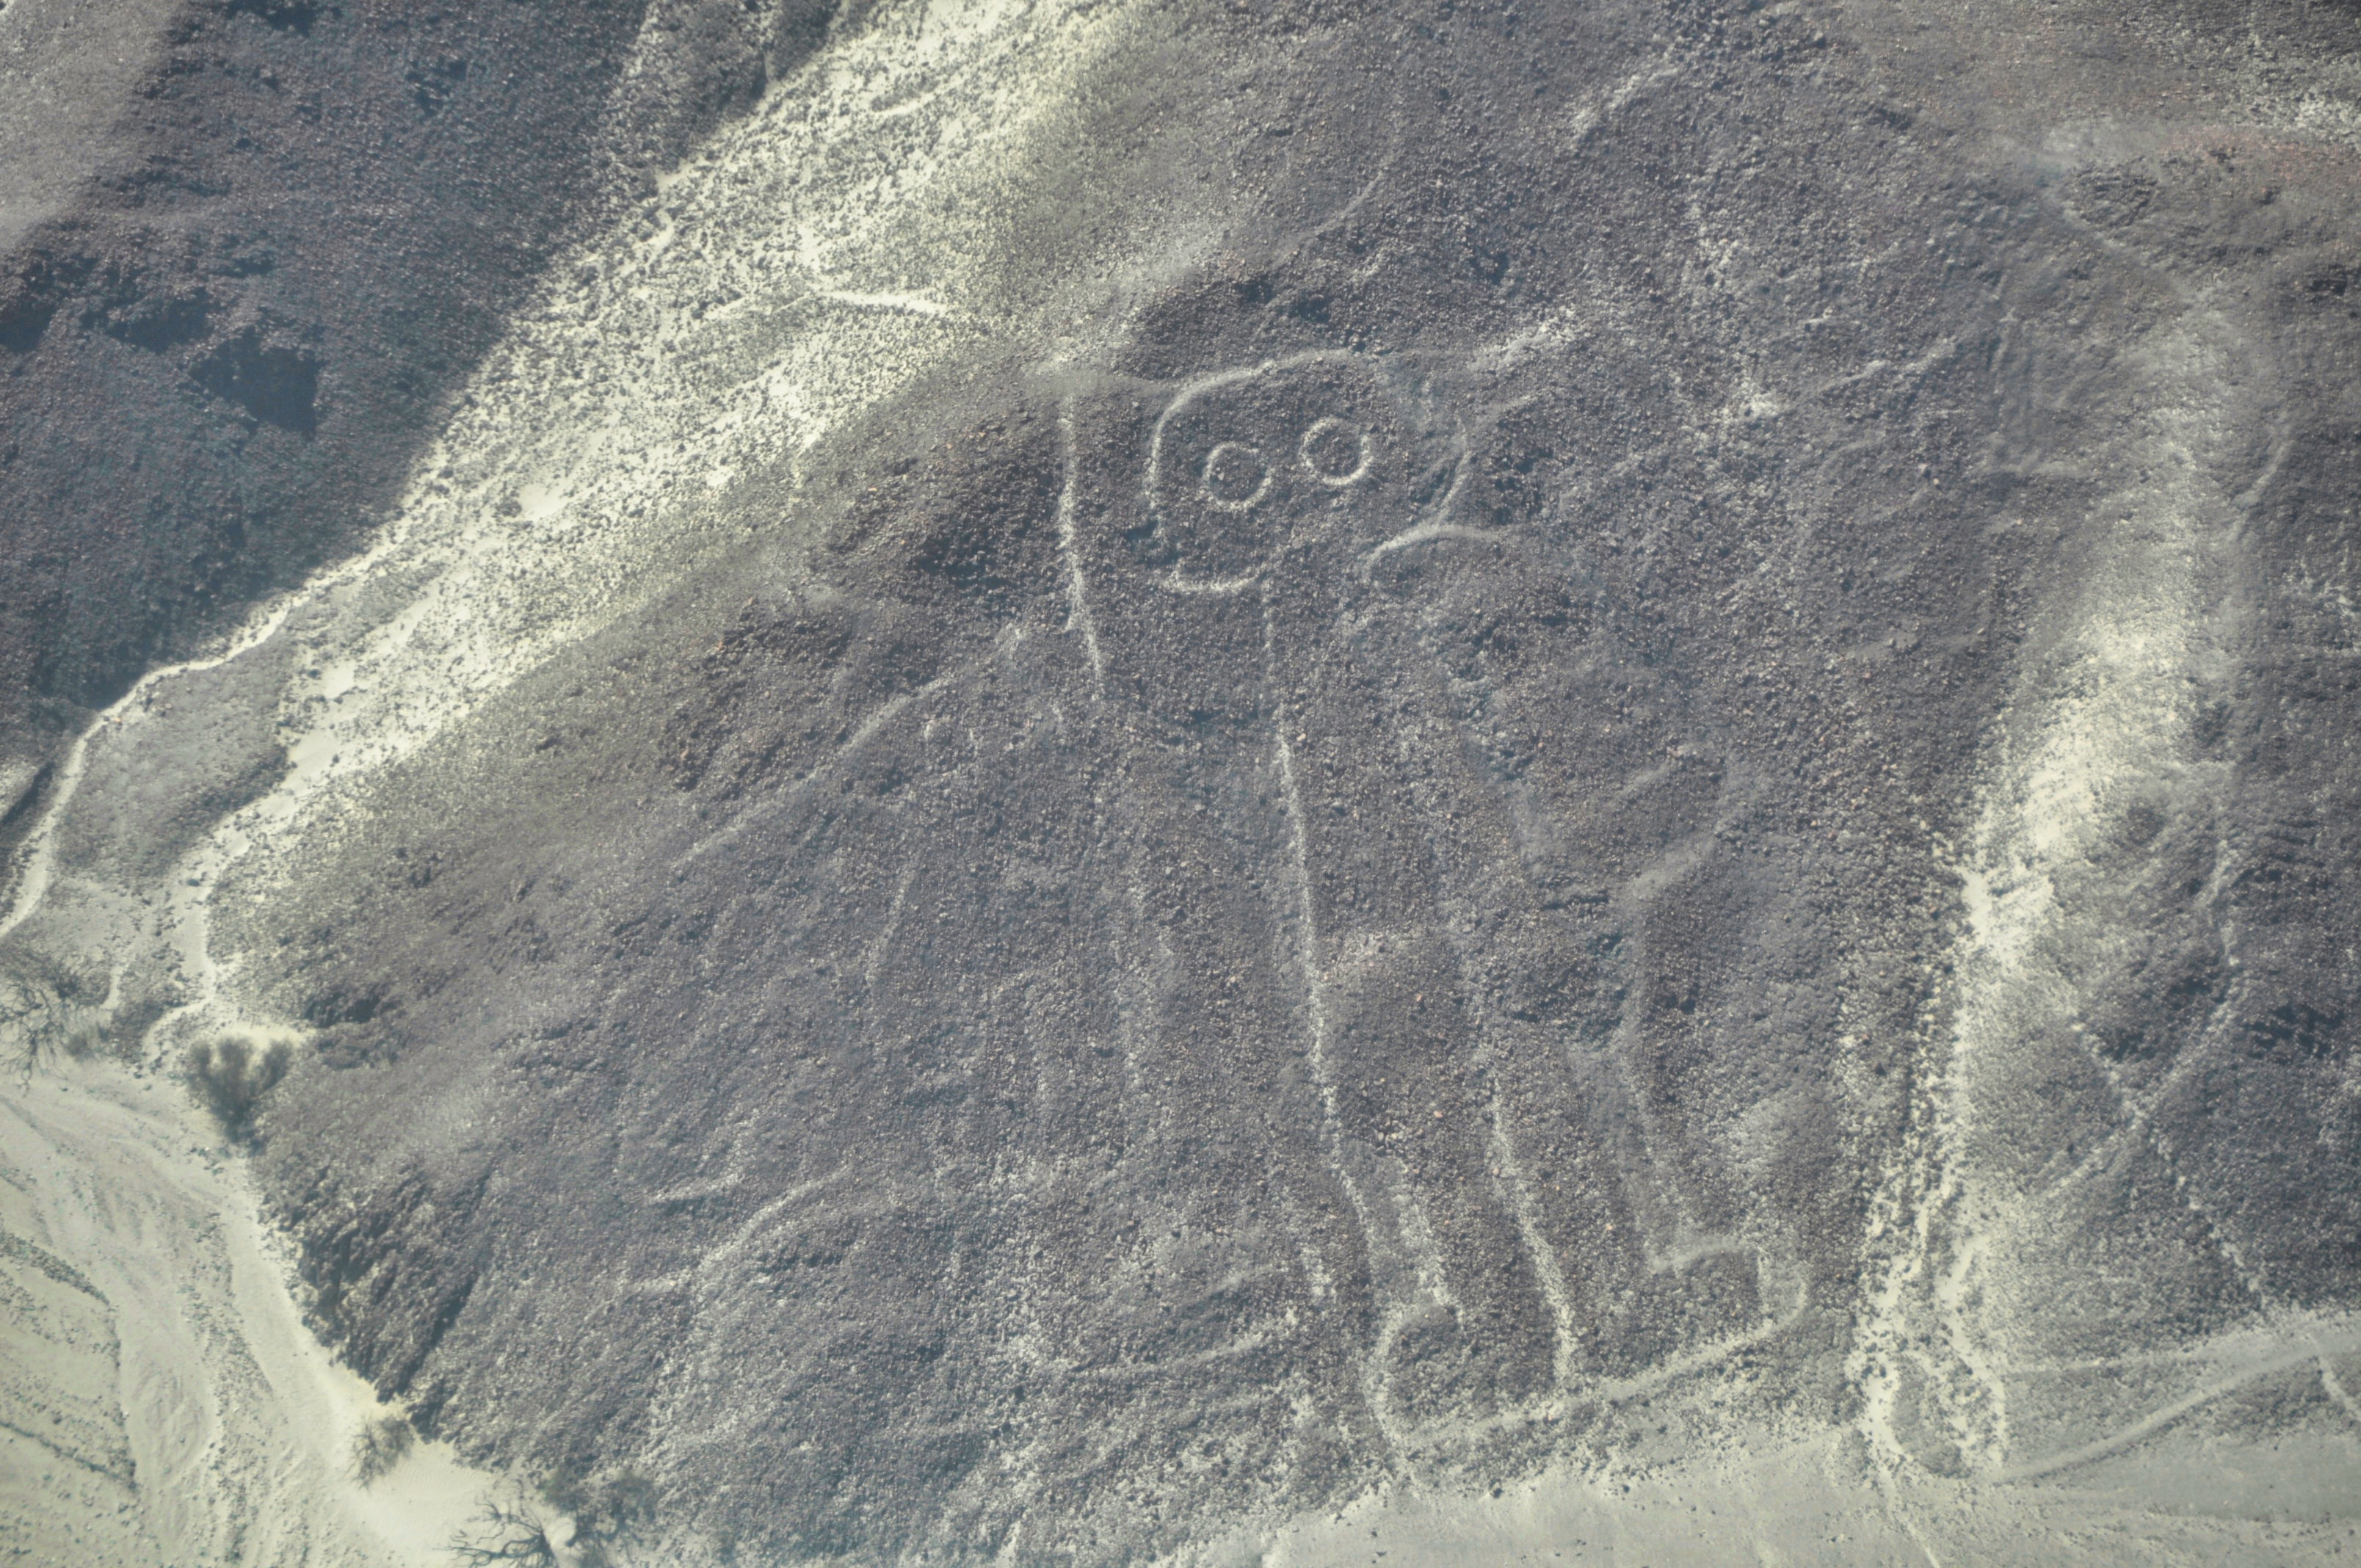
<box><xmin>0</xmin><ymin>1061</ymin><xmax>483</xmax><ymax>1567</ymax></box>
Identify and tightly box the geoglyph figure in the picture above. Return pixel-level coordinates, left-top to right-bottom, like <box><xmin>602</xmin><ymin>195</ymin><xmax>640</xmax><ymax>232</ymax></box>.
<box><xmin>1075</xmin><ymin>352</ymin><xmax>1799</xmax><ymax>1443</ymax></box>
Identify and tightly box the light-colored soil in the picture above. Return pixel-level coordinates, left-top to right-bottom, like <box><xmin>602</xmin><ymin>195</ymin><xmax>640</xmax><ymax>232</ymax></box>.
<box><xmin>0</xmin><ymin>1061</ymin><xmax>486</xmax><ymax>1566</ymax></box>
<box><xmin>1259</xmin><ymin>1426</ymin><xmax>2361</xmax><ymax>1567</ymax></box>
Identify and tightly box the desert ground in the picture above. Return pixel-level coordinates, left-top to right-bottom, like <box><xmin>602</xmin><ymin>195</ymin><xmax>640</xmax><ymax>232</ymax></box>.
<box><xmin>4</xmin><ymin>3</ymin><xmax>2360</xmax><ymax>1563</ymax></box>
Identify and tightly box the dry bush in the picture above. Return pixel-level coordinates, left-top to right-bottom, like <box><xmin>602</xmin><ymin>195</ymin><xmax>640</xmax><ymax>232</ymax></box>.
<box><xmin>185</xmin><ymin>1034</ymin><xmax>291</xmax><ymax>1141</ymax></box>
<box><xmin>444</xmin><ymin>1466</ymin><xmax>660</xmax><ymax>1567</ymax></box>
<box><xmin>446</xmin><ymin>1495</ymin><xmax>562</xmax><ymax>1567</ymax></box>
<box><xmin>540</xmin><ymin>1466</ymin><xmax>657</xmax><ymax>1536</ymax></box>
<box><xmin>351</xmin><ymin>1412</ymin><xmax>413</xmax><ymax>1485</ymax></box>
<box><xmin>1</xmin><ymin>950</ymin><xmax>107</xmax><ymax>1079</ymax></box>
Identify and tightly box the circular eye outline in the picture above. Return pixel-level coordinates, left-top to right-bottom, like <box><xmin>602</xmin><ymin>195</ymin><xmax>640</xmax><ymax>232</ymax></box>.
<box><xmin>1298</xmin><ymin>416</ymin><xmax>1371</xmax><ymax>487</ymax></box>
<box><xmin>1200</xmin><ymin>440</ymin><xmax>1273</xmax><ymax>512</ymax></box>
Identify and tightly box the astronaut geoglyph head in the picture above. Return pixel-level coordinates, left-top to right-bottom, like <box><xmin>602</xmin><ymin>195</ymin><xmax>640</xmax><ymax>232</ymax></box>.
<box><xmin>1142</xmin><ymin>351</ymin><xmax>1460</xmax><ymax>592</ymax></box>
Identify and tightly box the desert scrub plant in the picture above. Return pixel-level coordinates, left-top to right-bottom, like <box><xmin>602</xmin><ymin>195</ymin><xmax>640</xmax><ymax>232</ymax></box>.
<box><xmin>1</xmin><ymin>948</ymin><xmax>107</xmax><ymax>1081</ymax></box>
<box><xmin>185</xmin><ymin>1034</ymin><xmax>291</xmax><ymax>1141</ymax></box>
<box><xmin>539</xmin><ymin>1465</ymin><xmax>656</xmax><ymax>1533</ymax></box>
<box><xmin>445</xmin><ymin>1494</ymin><xmax>562</xmax><ymax>1567</ymax></box>
<box><xmin>554</xmin><ymin>1467</ymin><xmax>656</xmax><ymax>1565</ymax></box>
<box><xmin>446</xmin><ymin>1468</ymin><xmax>659</xmax><ymax>1567</ymax></box>
<box><xmin>350</xmin><ymin>1412</ymin><xmax>414</xmax><ymax>1485</ymax></box>
<box><xmin>464</xmin><ymin>1465</ymin><xmax>662</xmax><ymax>1567</ymax></box>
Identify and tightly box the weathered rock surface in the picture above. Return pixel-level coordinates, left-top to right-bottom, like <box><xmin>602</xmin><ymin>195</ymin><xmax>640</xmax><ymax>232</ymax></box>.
<box><xmin>0</xmin><ymin>0</ymin><xmax>829</xmax><ymax>846</ymax></box>
<box><xmin>3</xmin><ymin>1</ymin><xmax>2360</xmax><ymax>1564</ymax></box>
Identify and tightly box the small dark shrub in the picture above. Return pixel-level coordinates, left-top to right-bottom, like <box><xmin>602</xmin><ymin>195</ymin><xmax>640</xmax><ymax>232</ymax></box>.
<box><xmin>351</xmin><ymin>1412</ymin><xmax>413</xmax><ymax>1485</ymax></box>
<box><xmin>540</xmin><ymin>1466</ymin><xmax>657</xmax><ymax>1533</ymax></box>
<box><xmin>446</xmin><ymin>1496</ymin><xmax>560</xmax><ymax>1567</ymax></box>
<box><xmin>186</xmin><ymin>1035</ymin><xmax>291</xmax><ymax>1140</ymax></box>
<box><xmin>2</xmin><ymin>951</ymin><xmax>108</xmax><ymax>1078</ymax></box>
<box><xmin>447</xmin><ymin>1467</ymin><xmax>659</xmax><ymax>1567</ymax></box>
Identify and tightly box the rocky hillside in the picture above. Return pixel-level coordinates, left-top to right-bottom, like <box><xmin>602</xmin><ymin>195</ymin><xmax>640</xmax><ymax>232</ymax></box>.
<box><xmin>2</xmin><ymin>2</ymin><xmax>2359</xmax><ymax>1564</ymax></box>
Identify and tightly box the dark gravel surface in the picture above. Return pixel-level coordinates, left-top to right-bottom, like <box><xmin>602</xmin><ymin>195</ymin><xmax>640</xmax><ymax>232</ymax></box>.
<box><xmin>6</xmin><ymin>1</ymin><xmax>2361</xmax><ymax>1563</ymax></box>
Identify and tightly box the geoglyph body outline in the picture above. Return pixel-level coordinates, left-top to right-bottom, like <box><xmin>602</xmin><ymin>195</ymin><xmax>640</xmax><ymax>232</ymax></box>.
<box><xmin>1110</xmin><ymin>349</ymin><xmax>1806</xmax><ymax>1444</ymax></box>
